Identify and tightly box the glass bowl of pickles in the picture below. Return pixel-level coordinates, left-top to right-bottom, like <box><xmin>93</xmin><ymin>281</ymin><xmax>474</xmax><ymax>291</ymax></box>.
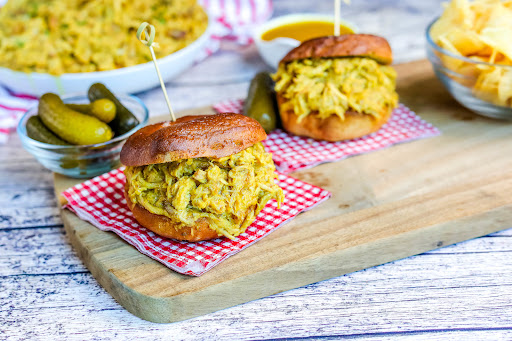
<box><xmin>426</xmin><ymin>0</ymin><xmax>512</xmax><ymax>119</ymax></box>
<box><xmin>17</xmin><ymin>84</ymin><xmax>148</xmax><ymax>178</ymax></box>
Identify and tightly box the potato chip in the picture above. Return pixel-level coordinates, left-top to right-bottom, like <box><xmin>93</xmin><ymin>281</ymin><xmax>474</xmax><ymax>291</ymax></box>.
<box><xmin>474</xmin><ymin>67</ymin><xmax>512</xmax><ymax>106</ymax></box>
<box><xmin>498</xmin><ymin>69</ymin><xmax>512</xmax><ymax>105</ymax></box>
<box><xmin>437</xmin><ymin>36</ymin><xmax>466</xmax><ymax>71</ymax></box>
<box><xmin>471</xmin><ymin>45</ymin><xmax>494</xmax><ymax>57</ymax></box>
<box><xmin>474</xmin><ymin>68</ymin><xmax>501</xmax><ymax>103</ymax></box>
<box><xmin>445</xmin><ymin>28</ymin><xmax>485</xmax><ymax>55</ymax></box>
<box><xmin>478</xmin><ymin>4</ymin><xmax>512</xmax><ymax>60</ymax></box>
<box><xmin>471</xmin><ymin>1</ymin><xmax>496</xmax><ymax>31</ymax></box>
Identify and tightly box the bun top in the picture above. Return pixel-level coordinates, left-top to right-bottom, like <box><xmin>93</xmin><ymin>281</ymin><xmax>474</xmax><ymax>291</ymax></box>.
<box><xmin>280</xmin><ymin>34</ymin><xmax>393</xmax><ymax>65</ymax></box>
<box><xmin>120</xmin><ymin>113</ymin><xmax>267</xmax><ymax>167</ymax></box>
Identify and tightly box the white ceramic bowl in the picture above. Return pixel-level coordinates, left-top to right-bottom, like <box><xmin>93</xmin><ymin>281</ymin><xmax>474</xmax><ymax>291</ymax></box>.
<box><xmin>0</xmin><ymin>22</ymin><xmax>211</xmax><ymax>96</ymax></box>
<box><xmin>254</xmin><ymin>14</ymin><xmax>358</xmax><ymax>69</ymax></box>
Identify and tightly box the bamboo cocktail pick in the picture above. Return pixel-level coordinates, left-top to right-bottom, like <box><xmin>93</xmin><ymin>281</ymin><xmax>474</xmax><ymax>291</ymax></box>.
<box><xmin>334</xmin><ymin>0</ymin><xmax>350</xmax><ymax>36</ymax></box>
<box><xmin>136</xmin><ymin>22</ymin><xmax>176</xmax><ymax>122</ymax></box>
<box><xmin>334</xmin><ymin>0</ymin><xmax>341</xmax><ymax>36</ymax></box>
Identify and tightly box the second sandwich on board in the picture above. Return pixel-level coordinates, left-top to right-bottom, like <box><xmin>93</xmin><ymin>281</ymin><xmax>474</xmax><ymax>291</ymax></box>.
<box><xmin>273</xmin><ymin>34</ymin><xmax>399</xmax><ymax>141</ymax></box>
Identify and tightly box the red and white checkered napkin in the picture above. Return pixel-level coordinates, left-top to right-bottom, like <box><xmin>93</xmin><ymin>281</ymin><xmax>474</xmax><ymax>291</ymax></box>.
<box><xmin>62</xmin><ymin>168</ymin><xmax>330</xmax><ymax>276</ymax></box>
<box><xmin>213</xmin><ymin>99</ymin><xmax>441</xmax><ymax>173</ymax></box>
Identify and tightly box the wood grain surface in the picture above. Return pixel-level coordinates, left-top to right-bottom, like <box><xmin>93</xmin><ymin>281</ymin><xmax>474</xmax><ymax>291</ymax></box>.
<box><xmin>5</xmin><ymin>1</ymin><xmax>512</xmax><ymax>339</ymax></box>
<box><xmin>51</xmin><ymin>59</ymin><xmax>512</xmax><ymax>324</ymax></box>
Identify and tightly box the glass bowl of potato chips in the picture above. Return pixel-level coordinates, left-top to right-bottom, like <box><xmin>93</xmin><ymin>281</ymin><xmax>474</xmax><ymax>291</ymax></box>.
<box><xmin>426</xmin><ymin>0</ymin><xmax>512</xmax><ymax>119</ymax></box>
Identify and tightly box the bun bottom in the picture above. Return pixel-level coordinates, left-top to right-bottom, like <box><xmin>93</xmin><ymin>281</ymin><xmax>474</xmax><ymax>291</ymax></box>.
<box><xmin>277</xmin><ymin>94</ymin><xmax>392</xmax><ymax>142</ymax></box>
<box><xmin>124</xmin><ymin>186</ymin><xmax>220</xmax><ymax>242</ymax></box>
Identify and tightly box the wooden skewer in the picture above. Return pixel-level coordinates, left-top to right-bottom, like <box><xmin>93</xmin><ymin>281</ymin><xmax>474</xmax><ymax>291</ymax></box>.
<box><xmin>334</xmin><ymin>0</ymin><xmax>350</xmax><ymax>36</ymax></box>
<box><xmin>334</xmin><ymin>0</ymin><xmax>341</xmax><ymax>36</ymax></box>
<box><xmin>136</xmin><ymin>22</ymin><xmax>176</xmax><ymax>122</ymax></box>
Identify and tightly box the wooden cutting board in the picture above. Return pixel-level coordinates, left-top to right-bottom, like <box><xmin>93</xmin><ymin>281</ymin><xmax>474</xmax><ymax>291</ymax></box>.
<box><xmin>54</xmin><ymin>59</ymin><xmax>512</xmax><ymax>323</ymax></box>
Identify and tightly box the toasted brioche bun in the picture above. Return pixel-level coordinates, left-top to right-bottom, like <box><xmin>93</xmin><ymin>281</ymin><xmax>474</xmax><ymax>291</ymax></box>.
<box><xmin>280</xmin><ymin>34</ymin><xmax>393</xmax><ymax>65</ymax></box>
<box><xmin>277</xmin><ymin>34</ymin><xmax>394</xmax><ymax>141</ymax></box>
<box><xmin>277</xmin><ymin>94</ymin><xmax>392</xmax><ymax>142</ymax></box>
<box><xmin>124</xmin><ymin>185</ymin><xmax>219</xmax><ymax>242</ymax></box>
<box><xmin>120</xmin><ymin>112</ymin><xmax>267</xmax><ymax>167</ymax></box>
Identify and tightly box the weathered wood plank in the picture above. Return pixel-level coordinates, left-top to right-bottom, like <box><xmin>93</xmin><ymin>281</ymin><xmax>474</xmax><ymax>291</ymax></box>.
<box><xmin>0</xmin><ymin>172</ymin><xmax>53</xmax><ymax>189</ymax></box>
<box><xmin>373</xmin><ymin>332</ymin><xmax>512</xmax><ymax>341</ymax></box>
<box><xmin>0</xmin><ymin>166</ymin><xmax>54</xmax><ymax>191</ymax></box>
<box><xmin>2</xmin><ymin>251</ymin><xmax>512</xmax><ymax>340</ymax></box>
<box><xmin>0</xmin><ymin>207</ymin><xmax>61</xmax><ymax>229</ymax></box>
<box><xmin>3</xmin><ymin>225</ymin><xmax>512</xmax><ymax>277</ymax></box>
<box><xmin>0</xmin><ymin>187</ymin><xmax>55</xmax><ymax>206</ymax></box>
<box><xmin>2</xmin><ymin>226</ymin><xmax>512</xmax><ymax>280</ymax></box>
<box><xmin>0</xmin><ymin>149</ymin><xmax>39</xmax><ymax>162</ymax></box>
<box><xmin>1</xmin><ymin>154</ymin><xmax>50</xmax><ymax>169</ymax></box>
<box><xmin>0</xmin><ymin>227</ymin><xmax>85</xmax><ymax>276</ymax></box>
<box><xmin>490</xmin><ymin>230</ymin><xmax>512</xmax><ymax>237</ymax></box>
<box><xmin>0</xmin><ymin>137</ymin><xmax>61</xmax><ymax>229</ymax></box>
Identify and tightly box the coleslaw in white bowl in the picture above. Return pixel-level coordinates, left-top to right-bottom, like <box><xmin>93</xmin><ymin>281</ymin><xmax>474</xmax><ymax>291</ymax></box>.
<box><xmin>0</xmin><ymin>22</ymin><xmax>212</xmax><ymax>96</ymax></box>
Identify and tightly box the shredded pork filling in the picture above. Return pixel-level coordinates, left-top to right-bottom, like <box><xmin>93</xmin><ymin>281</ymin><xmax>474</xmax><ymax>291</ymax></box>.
<box><xmin>124</xmin><ymin>143</ymin><xmax>284</xmax><ymax>239</ymax></box>
<box><xmin>273</xmin><ymin>57</ymin><xmax>398</xmax><ymax>122</ymax></box>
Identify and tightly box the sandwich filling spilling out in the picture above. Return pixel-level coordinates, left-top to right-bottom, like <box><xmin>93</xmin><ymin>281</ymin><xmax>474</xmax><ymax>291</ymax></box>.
<box><xmin>124</xmin><ymin>143</ymin><xmax>284</xmax><ymax>240</ymax></box>
<box><xmin>273</xmin><ymin>57</ymin><xmax>398</xmax><ymax>122</ymax></box>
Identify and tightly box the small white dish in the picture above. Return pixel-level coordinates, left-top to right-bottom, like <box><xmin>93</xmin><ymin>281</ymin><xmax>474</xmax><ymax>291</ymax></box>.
<box><xmin>254</xmin><ymin>13</ymin><xmax>358</xmax><ymax>69</ymax></box>
<box><xmin>0</xmin><ymin>20</ymin><xmax>212</xmax><ymax>96</ymax></box>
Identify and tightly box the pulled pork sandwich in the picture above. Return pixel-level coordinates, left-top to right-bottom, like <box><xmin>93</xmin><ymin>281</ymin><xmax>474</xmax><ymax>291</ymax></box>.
<box><xmin>273</xmin><ymin>34</ymin><xmax>399</xmax><ymax>141</ymax></box>
<box><xmin>120</xmin><ymin>113</ymin><xmax>284</xmax><ymax>242</ymax></box>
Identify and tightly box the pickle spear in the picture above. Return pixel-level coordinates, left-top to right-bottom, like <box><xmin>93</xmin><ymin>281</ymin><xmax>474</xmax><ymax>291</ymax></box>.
<box><xmin>88</xmin><ymin>83</ymin><xmax>139</xmax><ymax>135</ymax></box>
<box><xmin>243</xmin><ymin>72</ymin><xmax>279</xmax><ymax>133</ymax></box>
<box><xmin>26</xmin><ymin>115</ymin><xmax>68</xmax><ymax>145</ymax></box>
<box><xmin>38</xmin><ymin>93</ymin><xmax>113</xmax><ymax>145</ymax></box>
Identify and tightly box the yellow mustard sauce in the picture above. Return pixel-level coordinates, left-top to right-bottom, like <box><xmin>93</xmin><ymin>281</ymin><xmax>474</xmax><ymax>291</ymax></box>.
<box><xmin>261</xmin><ymin>21</ymin><xmax>353</xmax><ymax>42</ymax></box>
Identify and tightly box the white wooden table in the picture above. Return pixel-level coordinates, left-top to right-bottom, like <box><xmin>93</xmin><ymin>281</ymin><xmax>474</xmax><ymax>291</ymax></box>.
<box><xmin>3</xmin><ymin>1</ymin><xmax>512</xmax><ymax>339</ymax></box>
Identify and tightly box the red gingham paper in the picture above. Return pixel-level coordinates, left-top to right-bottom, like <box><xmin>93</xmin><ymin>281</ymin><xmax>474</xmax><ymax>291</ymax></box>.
<box><xmin>213</xmin><ymin>99</ymin><xmax>441</xmax><ymax>173</ymax></box>
<box><xmin>62</xmin><ymin>168</ymin><xmax>330</xmax><ymax>276</ymax></box>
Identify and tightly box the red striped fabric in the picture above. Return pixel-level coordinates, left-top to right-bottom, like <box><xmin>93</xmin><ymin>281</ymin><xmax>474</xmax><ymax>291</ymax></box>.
<box><xmin>200</xmin><ymin>0</ymin><xmax>272</xmax><ymax>44</ymax></box>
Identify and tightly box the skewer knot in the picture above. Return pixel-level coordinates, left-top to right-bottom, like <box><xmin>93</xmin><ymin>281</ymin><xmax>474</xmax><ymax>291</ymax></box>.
<box><xmin>136</xmin><ymin>22</ymin><xmax>160</xmax><ymax>48</ymax></box>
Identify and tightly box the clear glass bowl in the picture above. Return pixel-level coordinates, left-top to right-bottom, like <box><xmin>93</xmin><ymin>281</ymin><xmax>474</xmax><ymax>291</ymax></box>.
<box><xmin>17</xmin><ymin>94</ymin><xmax>148</xmax><ymax>178</ymax></box>
<box><xmin>426</xmin><ymin>18</ymin><xmax>512</xmax><ymax>119</ymax></box>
